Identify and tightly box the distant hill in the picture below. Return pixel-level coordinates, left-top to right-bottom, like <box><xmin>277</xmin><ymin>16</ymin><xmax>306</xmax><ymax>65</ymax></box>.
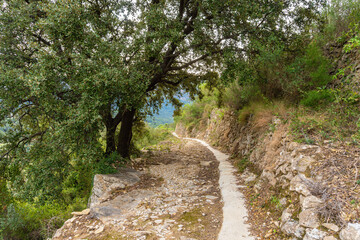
<box><xmin>147</xmin><ymin>95</ymin><xmax>191</xmax><ymax>127</ymax></box>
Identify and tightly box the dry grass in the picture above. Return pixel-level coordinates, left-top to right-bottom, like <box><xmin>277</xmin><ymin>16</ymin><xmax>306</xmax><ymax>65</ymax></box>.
<box><xmin>238</xmin><ymin>100</ymin><xmax>291</xmax><ymax>131</ymax></box>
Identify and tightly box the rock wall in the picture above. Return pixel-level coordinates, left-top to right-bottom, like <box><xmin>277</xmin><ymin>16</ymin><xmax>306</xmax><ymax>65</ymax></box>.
<box><xmin>176</xmin><ymin>109</ymin><xmax>360</xmax><ymax>240</ymax></box>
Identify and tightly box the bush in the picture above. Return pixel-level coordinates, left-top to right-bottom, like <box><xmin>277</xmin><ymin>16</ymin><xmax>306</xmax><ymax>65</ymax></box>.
<box><xmin>0</xmin><ymin>198</ymin><xmax>86</xmax><ymax>240</ymax></box>
<box><xmin>222</xmin><ymin>82</ymin><xmax>262</xmax><ymax>111</ymax></box>
<box><xmin>300</xmin><ymin>89</ymin><xmax>335</xmax><ymax>108</ymax></box>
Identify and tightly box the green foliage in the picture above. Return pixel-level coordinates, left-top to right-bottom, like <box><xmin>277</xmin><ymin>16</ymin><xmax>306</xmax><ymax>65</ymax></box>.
<box><xmin>237</xmin><ymin>158</ymin><xmax>250</xmax><ymax>173</ymax></box>
<box><xmin>222</xmin><ymin>82</ymin><xmax>262</xmax><ymax>111</ymax></box>
<box><xmin>133</xmin><ymin>123</ymin><xmax>173</xmax><ymax>151</ymax></box>
<box><xmin>300</xmin><ymin>89</ymin><xmax>335</xmax><ymax>108</ymax></box>
<box><xmin>0</xmin><ymin>199</ymin><xmax>86</xmax><ymax>240</ymax></box>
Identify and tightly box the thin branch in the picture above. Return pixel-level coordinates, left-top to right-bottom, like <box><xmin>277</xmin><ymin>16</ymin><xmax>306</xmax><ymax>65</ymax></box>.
<box><xmin>1</xmin><ymin>131</ymin><xmax>47</xmax><ymax>160</ymax></box>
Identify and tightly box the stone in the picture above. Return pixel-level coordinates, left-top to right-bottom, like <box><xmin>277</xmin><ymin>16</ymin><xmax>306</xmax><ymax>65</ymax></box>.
<box><xmin>299</xmin><ymin>209</ymin><xmax>319</xmax><ymax>228</ymax></box>
<box><xmin>324</xmin><ymin>236</ymin><xmax>337</xmax><ymax>240</ymax></box>
<box><xmin>339</xmin><ymin>223</ymin><xmax>360</xmax><ymax>240</ymax></box>
<box><xmin>200</xmin><ymin>161</ymin><xmax>211</xmax><ymax>167</ymax></box>
<box><xmin>71</xmin><ymin>208</ymin><xmax>90</xmax><ymax>216</ymax></box>
<box><xmin>205</xmin><ymin>195</ymin><xmax>218</xmax><ymax>200</ymax></box>
<box><xmin>88</xmin><ymin>168</ymin><xmax>143</xmax><ymax>208</ymax></box>
<box><xmin>290</xmin><ymin>175</ymin><xmax>311</xmax><ymax>196</ymax></box>
<box><xmin>281</xmin><ymin>219</ymin><xmax>305</xmax><ymax>238</ymax></box>
<box><xmin>94</xmin><ymin>225</ymin><xmax>105</xmax><ymax>234</ymax></box>
<box><xmin>154</xmin><ymin>219</ymin><xmax>163</xmax><ymax>224</ymax></box>
<box><xmin>241</xmin><ymin>170</ymin><xmax>257</xmax><ymax>183</ymax></box>
<box><xmin>281</xmin><ymin>207</ymin><xmax>293</xmax><ymax>225</ymax></box>
<box><xmin>296</xmin><ymin>156</ymin><xmax>315</xmax><ymax>173</ymax></box>
<box><xmin>279</xmin><ymin>197</ymin><xmax>287</xmax><ymax>206</ymax></box>
<box><xmin>261</xmin><ymin>170</ymin><xmax>277</xmax><ymax>187</ymax></box>
<box><xmin>303</xmin><ymin>228</ymin><xmax>327</xmax><ymax>240</ymax></box>
<box><xmin>322</xmin><ymin>223</ymin><xmax>340</xmax><ymax>232</ymax></box>
<box><xmin>302</xmin><ymin>196</ymin><xmax>323</xmax><ymax>210</ymax></box>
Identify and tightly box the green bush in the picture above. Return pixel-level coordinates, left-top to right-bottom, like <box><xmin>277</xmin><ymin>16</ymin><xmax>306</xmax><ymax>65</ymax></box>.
<box><xmin>0</xmin><ymin>198</ymin><xmax>86</xmax><ymax>240</ymax></box>
<box><xmin>223</xmin><ymin>82</ymin><xmax>262</xmax><ymax>111</ymax></box>
<box><xmin>300</xmin><ymin>89</ymin><xmax>335</xmax><ymax>108</ymax></box>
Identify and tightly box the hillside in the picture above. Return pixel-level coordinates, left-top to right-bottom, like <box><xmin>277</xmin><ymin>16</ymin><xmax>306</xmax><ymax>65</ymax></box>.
<box><xmin>1</xmin><ymin>1</ymin><xmax>360</xmax><ymax>239</ymax></box>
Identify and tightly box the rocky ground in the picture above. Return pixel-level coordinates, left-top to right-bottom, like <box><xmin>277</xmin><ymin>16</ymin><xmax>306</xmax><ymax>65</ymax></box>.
<box><xmin>53</xmin><ymin>138</ymin><xmax>224</xmax><ymax>240</ymax></box>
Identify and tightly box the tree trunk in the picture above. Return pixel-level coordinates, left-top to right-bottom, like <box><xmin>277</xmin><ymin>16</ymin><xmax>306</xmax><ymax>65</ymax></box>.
<box><xmin>117</xmin><ymin>108</ymin><xmax>136</xmax><ymax>158</ymax></box>
<box><xmin>105</xmin><ymin>125</ymin><xmax>116</xmax><ymax>156</ymax></box>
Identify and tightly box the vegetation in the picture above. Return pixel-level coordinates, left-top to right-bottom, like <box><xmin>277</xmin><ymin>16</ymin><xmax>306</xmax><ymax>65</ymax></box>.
<box><xmin>176</xmin><ymin>0</ymin><xmax>360</xmax><ymax>145</ymax></box>
<box><xmin>1</xmin><ymin>0</ymin><xmax>360</xmax><ymax>238</ymax></box>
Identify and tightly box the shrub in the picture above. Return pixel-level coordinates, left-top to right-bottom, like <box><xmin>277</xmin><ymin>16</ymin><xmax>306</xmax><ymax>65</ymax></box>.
<box><xmin>300</xmin><ymin>89</ymin><xmax>335</xmax><ymax>108</ymax></box>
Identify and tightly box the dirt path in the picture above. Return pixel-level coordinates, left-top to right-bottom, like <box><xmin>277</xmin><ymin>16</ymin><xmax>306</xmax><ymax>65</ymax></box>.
<box><xmin>53</xmin><ymin>138</ymin><xmax>225</xmax><ymax>240</ymax></box>
<box><xmin>179</xmin><ymin>135</ymin><xmax>254</xmax><ymax>240</ymax></box>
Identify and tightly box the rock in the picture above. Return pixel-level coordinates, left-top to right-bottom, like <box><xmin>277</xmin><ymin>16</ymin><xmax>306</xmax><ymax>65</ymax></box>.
<box><xmin>290</xmin><ymin>175</ymin><xmax>311</xmax><ymax>196</ymax></box>
<box><xmin>302</xmin><ymin>195</ymin><xmax>323</xmax><ymax>210</ymax></box>
<box><xmin>94</xmin><ymin>225</ymin><xmax>105</xmax><ymax>234</ymax></box>
<box><xmin>279</xmin><ymin>197</ymin><xmax>288</xmax><ymax>206</ymax></box>
<box><xmin>89</xmin><ymin>168</ymin><xmax>143</xmax><ymax>208</ymax></box>
<box><xmin>324</xmin><ymin>236</ymin><xmax>337</xmax><ymax>240</ymax></box>
<box><xmin>299</xmin><ymin>209</ymin><xmax>319</xmax><ymax>228</ymax></box>
<box><xmin>261</xmin><ymin>170</ymin><xmax>277</xmax><ymax>187</ymax></box>
<box><xmin>205</xmin><ymin>195</ymin><xmax>218</xmax><ymax>200</ymax></box>
<box><xmin>241</xmin><ymin>170</ymin><xmax>257</xmax><ymax>183</ymax></box>
<box><xmin>303</xmin><ymin>228</ymin><xmax>327</xmax><ymax>240</ymax></box>
<box><xmin>339</xmin><ymin>223</ymin><xmax>360</xmax><ymax>240</ymax></box>
<box><xmin>200</xmin><ymin>161</ymin><xmax>211</xmax><ymax>167</ymax></box>
<box><xmin>322</xmin><ymin>223</ymin><xmax>340</xmax><ymax>232</ymax></box>
<box><xmin>281</xmin><ymin>219</ymin><xmax>305</xmax><ymax>238</ymax></box>
<box><xmin>154</xmin><ymin>219</ymin><xmax>163</xmax><ymax>224</ymax></box>
<box><xmin>281</xmin><ymin>207</ymin><xmax>293</xmax><ymax>225</ymax></box>
<box><xmin>296</xmin><ymin>156</ymin><xmax>315</xmax><ymax>173</ymax></box>
<box><xmin>71</xmin><ymin>208</ymin><xmax>90</xmax><ymax>216</ymax></box>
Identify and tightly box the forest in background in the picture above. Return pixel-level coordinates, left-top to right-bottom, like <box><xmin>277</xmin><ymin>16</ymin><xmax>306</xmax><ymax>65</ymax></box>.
<box><xmin>0</xmin><ymin>0</ymin><xmax>360</xmax><ymax>239</ymax></box>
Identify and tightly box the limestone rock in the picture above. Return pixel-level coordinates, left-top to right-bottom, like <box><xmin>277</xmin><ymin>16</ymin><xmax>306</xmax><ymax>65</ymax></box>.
<box><xmin>89</xmin><ymin>168</ymin><xmax>143</xmax><ymax>208</ymax></box>
<box><xmin>241</xmin><ymin>170</ymin><xmax>257</xmax><ymax>183</ymax></box>
<box><xmin>290</xmin><ymin>175</ymin><xmax>311</xmax><ymax>196</ymax></box>
<box><xmin>261</xmin><ymin>170</ymin><xmax>277</xmax><ymax>187</ymax></box>
<box><xmin>71</xmin><ymin>208</ymin><xmax>90</xmax><ymax>216</ymax></box>
<box><xmin>302</xmin><ymin>195</ymin><xmax>323</xmax><ymax>211</ymax></box>
<box><xmin>281</xmin><ymin>207</ymin><xmax>293</xmax><ymax>225</ymax></box>
<box><xmin>339</xmin><ymin>223</ymin><xmax>360</xmax><ymax>240</ymax></box>
<box><xmin>322</xmin><ymin>223</ymin><xmax>340</xmax><ymax>232</ymax></box>
<box><xmin>281</xmin><ymin>219</ymin><xmax>305</xmax><ymax>238</ymax></box>
<box><xmin>296</xmin><ymin>155</ymin><xmax>315</xmax><ymax>173</ymax></box>
<box><xmin>299</xmin><ymin>209</ymin><xmax>319</xmax><ymax>228</ymax></box>
<box><xmin>303</xmin><ymin>228</ymin><xmax>327</xmax><ymax>240</ymax></box>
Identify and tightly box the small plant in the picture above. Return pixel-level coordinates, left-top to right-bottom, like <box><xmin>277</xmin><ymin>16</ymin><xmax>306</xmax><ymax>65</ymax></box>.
<box><xmin>237</xmin><ymin>158</ymin><xmax>250</xmax><ymax>173</ymax></box>
<box><xmin>300</xmin><ymin>89</ymin><xmax>335</xmax><ymax>109</ymax></box>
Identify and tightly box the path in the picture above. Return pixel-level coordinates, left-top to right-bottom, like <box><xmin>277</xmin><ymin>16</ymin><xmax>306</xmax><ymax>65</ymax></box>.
<box><xmin>174</xmin><ymin>133</ymin><xmax>254</xmax><ymax>240</ymax></box>
<box><xmin>53</xmin><ymin>136</ymin><xmax>254</xmax><ymax>240</ymax></box>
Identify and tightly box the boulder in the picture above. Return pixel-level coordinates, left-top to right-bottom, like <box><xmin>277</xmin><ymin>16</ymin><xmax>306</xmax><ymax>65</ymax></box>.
<box><xmin>281</xmin><ymin>219</ymin><xmax>305</xmax><ymax>238</ymax></box>
<box><xmin>340</xmin><ymin>223</ymin><xmax>360</xmax><ymax>240</ymax></box>
<box><xmin>261</xmin><ymin>170</ymin><xmax>277</xmax><ymax>186</ymax></box>
<box><xmin>241</xmin><ymin>170</ymin><xmax>257</xmax><ymax>183</ymax></box>
<box><xmin>296</xmin><ymin>155</ymin><xmax>315</xmax><ymax>173</ymax></box>
<box><xmin>299</xmin><ymin>209</ymin><xmax>319</xmax><ymax>228</ymax></box>
<box><xmin>89</xmin><ymin>168</ymin><xmax>143</xmax><ymax>208</ymax></box>
<box><xmin>303</xmin><ymin>228</ymin><xmax>327</xmax><ymax>240</ymax></box>
<box><xmin>281</xmin><ymin>207</ymin><xmax>293</xmax><ymax>225</ymax></box>
<box><xmin>290</xmin><ymin>175</ymin><xmax>312</xmax><ymax>196</ymax></box>
<box><xmin>302</xmin><ymin>195</ymin><xmax>323</xmax><ymax>211</ymax></box>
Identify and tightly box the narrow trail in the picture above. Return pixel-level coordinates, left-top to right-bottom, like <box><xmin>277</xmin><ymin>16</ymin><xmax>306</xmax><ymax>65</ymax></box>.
<box><xmin>54</xmin><ymin>135</ymin><xmax>254</xmax><ymax>240</ymax></box>
<box><xmin>174</xmin><ymin>133</ymin><xmax>254</xmax><ymax>240</ymax></box>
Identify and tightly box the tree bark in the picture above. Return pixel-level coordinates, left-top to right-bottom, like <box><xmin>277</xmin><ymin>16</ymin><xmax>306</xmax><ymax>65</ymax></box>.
<box><xmin>117</xmin><ymin>108</ymin><xmax>136</xmax><ymax>158</ymax></box>
<box><xmin>105</xmin><ymin>124</ymin><xmax>116</xmax><ymax>156</ymax></box>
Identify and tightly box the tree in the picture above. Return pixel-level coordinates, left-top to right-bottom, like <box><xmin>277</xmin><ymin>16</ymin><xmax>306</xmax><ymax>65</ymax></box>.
<box><xmin>0</xmin><ymin>0</ymin><xmax>324</xmax><ymax>201</ymax></box>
